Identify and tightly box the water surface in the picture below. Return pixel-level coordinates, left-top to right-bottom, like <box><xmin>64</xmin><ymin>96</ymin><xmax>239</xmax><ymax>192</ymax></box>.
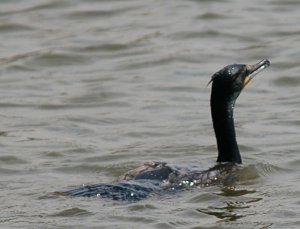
<box><xmin>1</xmin><ymin>0</ymin><xmax>300</xmax><ymax>228</ymax></box>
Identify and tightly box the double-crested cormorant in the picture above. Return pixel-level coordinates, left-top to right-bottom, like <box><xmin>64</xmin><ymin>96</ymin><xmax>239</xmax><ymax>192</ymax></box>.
<box><xmin>60</xmin><ymin>59</ymin><xmax>270</xmax><ymax>201</ymax></box>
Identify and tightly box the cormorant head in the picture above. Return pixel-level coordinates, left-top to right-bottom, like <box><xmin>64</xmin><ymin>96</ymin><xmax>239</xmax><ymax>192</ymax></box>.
<box><xmin>210</xmin><ymin>59</ymin><xmax>270</xmax><ymax>103</ymax></box>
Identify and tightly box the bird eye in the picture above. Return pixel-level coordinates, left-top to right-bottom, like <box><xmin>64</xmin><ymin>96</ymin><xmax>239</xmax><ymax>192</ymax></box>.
<box><xmin>245</xmin><ymin>68</ymin><xmax>251</xmax><ymax>76</ymax></box>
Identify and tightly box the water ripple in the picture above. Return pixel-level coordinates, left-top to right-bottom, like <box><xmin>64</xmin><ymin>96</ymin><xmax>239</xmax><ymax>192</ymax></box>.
<box><xmin>50</xmin><ymin>207</ymin><xmax>93</xmax><ymax>217</ymax></box>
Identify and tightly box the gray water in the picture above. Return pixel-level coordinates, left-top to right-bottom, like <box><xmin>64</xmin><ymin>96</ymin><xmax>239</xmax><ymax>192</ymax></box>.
<box><xmin>0</xmin><ymin>0</ymin><xmax>299</xmax><ymax>228</ymax></box>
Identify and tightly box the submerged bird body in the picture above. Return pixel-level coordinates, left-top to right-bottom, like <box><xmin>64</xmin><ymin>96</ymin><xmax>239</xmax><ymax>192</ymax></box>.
<box><xmin>61</xmin><ymin>60</ymin><xmax>270</xmax><ymax>201</ymax></box>
<box><xmin>62</xmin><ymin>162</ymin><xmax>241</xmax><ymax>201</ymax></box>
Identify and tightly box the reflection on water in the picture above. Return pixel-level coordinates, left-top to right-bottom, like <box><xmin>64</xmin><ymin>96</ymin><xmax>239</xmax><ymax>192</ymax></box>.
<box><xmin>0</xmin><ymin>0</ymin><xmax>300</xmax><ymax>228</ymax></box>
<box><xmin>198</xmin><ymin>188</ymin><xmax>261</xmax><ymax>221</ymax></box>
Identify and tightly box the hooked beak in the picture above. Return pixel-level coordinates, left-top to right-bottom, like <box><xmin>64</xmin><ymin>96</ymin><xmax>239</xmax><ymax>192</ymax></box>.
<box><xmin>243</xmin><ymin>59</ymin><xmax>271</xmax><ymax>88</ymax></box>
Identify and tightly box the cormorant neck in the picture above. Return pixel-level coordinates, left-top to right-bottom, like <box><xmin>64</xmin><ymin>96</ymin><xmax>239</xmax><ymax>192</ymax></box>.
<box><xmin>210</xmin><ymin>87</ymin><xmax>242</xmax><ymax>164</ymax></box>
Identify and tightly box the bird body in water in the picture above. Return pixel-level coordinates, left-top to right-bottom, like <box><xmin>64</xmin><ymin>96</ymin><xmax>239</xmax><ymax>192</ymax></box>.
<box><xmin>60</xmin><ymin>59</ymin><xmax>270</xmax><ymax>201</ymax></box>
